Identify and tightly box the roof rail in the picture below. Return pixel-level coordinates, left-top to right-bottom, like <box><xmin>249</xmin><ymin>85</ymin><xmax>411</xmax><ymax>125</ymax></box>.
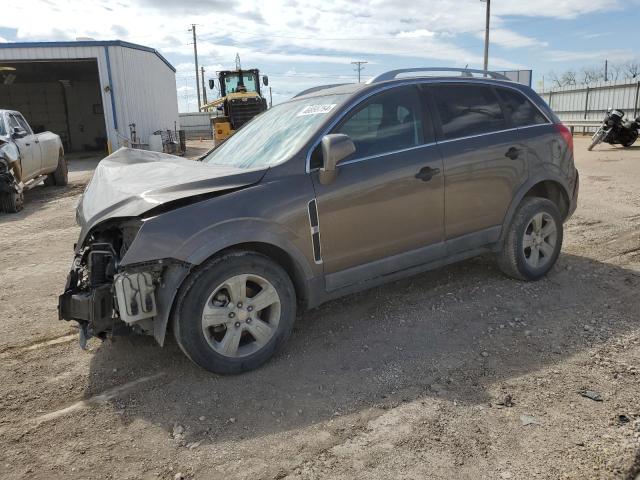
<box><xmin>366</xmin><ymin>67</ymin><xmax>510</xmax><ymax>84</ymax></box>
<box><xmin>293</xmin><ymin>83</ymin><xmax>349</xmax><ymax>98</ymax></box>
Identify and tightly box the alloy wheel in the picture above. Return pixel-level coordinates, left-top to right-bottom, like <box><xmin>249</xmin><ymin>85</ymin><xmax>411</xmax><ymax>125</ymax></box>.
<box><xmin>201</xmin><ymin>274</ymin><xmax>281</xmax><ymax>358</ymax></box>
<box><xmin>522</xmin><ymin>212</ymin><xmax>557</xmax><ymax>269</ymax></box>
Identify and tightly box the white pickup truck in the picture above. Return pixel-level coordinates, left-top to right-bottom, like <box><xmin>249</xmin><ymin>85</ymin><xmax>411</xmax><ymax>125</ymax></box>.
<box><xmin>0</xmin><ymin>109</ymin><xmax>67</xmax><ymax>212</ymax></box>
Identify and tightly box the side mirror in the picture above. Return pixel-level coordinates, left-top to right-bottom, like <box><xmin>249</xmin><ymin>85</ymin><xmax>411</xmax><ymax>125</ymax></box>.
<box><xmin>262</xmin><ymin>75</ymin><xmax>269</xmax><ymax>86</ymax></box>
<box><xmin>318</xmin><ymin>134</ymin><xmax>355</xmax><ymax>185</ymax></box>
<box><xmin>12</xmin><ymin>127</ymin><xmax>27</xmax><ymax>139</ymax></box>
<box><xmin>208</xmin><ymin>79</ymin><xmax>215</xmax><ymax>90</ymax></box>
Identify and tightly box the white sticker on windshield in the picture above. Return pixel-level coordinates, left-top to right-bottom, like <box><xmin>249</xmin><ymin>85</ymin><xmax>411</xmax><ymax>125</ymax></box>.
<box><xmin>297</xmin><ymin>104</ymin><xmax>337</xmax><ymax>116</ymax></box>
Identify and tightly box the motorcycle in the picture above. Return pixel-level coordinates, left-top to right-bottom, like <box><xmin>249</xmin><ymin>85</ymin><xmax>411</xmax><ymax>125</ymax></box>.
<box><xmin>588</xmin><ymin>108</ymin><xmax>640</xmax><ymax>151</ymax></box>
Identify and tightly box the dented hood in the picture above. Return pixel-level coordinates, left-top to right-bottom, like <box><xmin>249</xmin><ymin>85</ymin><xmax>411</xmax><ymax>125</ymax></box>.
<box><xmin>77</xmin><ymin>147</ymin><xmax>267</xmax><ymax>243</ymax></box>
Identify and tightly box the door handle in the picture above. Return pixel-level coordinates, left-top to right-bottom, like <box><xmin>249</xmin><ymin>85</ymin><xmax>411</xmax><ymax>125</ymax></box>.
<box><xmin>505</xmin><ymin>147</ymin><xmax>522</xmax><ymax>160</ymax></box>
<box><xmin>25</xmin><ymin>143</ymin><xmax>31</xmax><ymax>146</ymax></box>
<box><xmin>415</xmin><ymin>166</ymin><xmax>440</xmax><ymax>182</ymax></box>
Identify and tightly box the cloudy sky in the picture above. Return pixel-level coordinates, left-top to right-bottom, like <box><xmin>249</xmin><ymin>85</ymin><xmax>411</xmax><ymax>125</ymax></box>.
<box><xmin>2</xmin><ymin>0</ymin><xmax>640</xmax><ymax>111</ymax></box>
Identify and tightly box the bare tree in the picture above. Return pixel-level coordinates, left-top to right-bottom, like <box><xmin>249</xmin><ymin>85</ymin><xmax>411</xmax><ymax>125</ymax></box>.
<box><xmin>546</xmin><ymin>60</ymin><xmax>640</xmax><ymax>89</ymax></box>
<box><xmin>548</xmin><ymin>70</ymin><xmax>563</xmax><ymax>88</ymax></box>
<box><xmin>623</xmin><ymin>61</ymin><xmax>640</xmax><ymax>79</ymax></box>
<box><xmin>561</xmin><ymin>70</ymin><xmax>577</xmax><ymax>87</ymax></box>
<box><xmin>608</xmin><ymin>63</ymin><xmax>623</xmax><ymax>82</ymax></box>
<box><xmin>580</xmin><ymin>65</ymin><xmax>604</xmax><ymax>85</ymax></box>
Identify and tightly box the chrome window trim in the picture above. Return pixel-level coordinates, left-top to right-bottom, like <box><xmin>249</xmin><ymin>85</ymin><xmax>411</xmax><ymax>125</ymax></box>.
<box><xmin>517</xmin><ymin>122</ymin><xmax>553</xmax><ymax>130</ymax></box>
<box><xmin>337</xmin><ymin>142</ymin><xmax>438</xmax><ymax>167</ymax></box>
<box><xmin>305</xmin><ymin>78</ymin><xmax>552</xmax><ymax>173</ymax></box>
<box><xmin>436</xmin><ymin>127</ymin><xmax>518</xmax><ymax>144</ymax></box>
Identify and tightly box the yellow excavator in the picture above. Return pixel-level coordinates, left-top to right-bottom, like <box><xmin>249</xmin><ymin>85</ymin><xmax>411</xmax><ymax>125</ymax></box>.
<box><xmin>201</xmin><ymin>57</ymin><xmax>269</xmax><ymax>143</ymax></box>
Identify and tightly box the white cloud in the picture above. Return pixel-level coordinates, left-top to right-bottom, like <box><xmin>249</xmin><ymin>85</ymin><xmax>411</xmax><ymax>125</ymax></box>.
<box><xmin>481</xmin><ymin>29</ymin><xmax>548</xmax><ymax>49</ymax></box>
<box><xmin>0</xmin><ymin>0</ymin><xmax>626</xmax><ymax>111</ymax></box>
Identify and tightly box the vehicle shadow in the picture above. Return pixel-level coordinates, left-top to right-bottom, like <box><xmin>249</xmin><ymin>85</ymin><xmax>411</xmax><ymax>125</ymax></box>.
<box><xmin>85</xmin><ymin>252</ymin><xmax>639</xmax><ymax>444</ymax></box>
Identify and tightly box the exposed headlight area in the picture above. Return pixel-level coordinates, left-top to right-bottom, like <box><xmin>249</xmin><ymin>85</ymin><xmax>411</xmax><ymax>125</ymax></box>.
<box><xmin>59</xmin><ymin>218</ymin><xmax>161</xmax><ymax>346</ymax></box>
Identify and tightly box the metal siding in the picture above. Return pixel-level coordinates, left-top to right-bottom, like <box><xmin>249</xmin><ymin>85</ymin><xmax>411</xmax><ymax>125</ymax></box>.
<box><xmin>179</xmin><ymin>112</ymin><xmax>213</xmax><ymax>139</ymax></box>
<box><xmin>0</xmin><ymin>43</ymin><xmax>178</xmax><ymax>150</ymax></box>
<box><xmin>109</xmin><ymin>46</ymin><xmax>179</xmax><ymax>147</ymax></box>
<box><xmin>540</xmin><ymin>79</ymin><xmax>640</xmax><ymax>125</ymax></box>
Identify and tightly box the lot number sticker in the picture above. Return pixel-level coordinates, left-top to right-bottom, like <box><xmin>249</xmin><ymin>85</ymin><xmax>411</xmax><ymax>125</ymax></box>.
<box><xmin>297</xmin><ymin>104</ymin><xmax>337</xmax><ymax>116</ymax></box>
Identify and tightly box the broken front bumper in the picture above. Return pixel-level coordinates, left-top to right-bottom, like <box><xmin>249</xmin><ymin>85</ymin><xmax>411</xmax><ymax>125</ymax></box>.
<box><xmin>58</xmin><ymin>269</ymin><xmax>158</xmax><ymax>340</ymax></box>
<box><xmin>59</xmin><ymin>258</ymin><xmax>190</xmax><ymax>346</ymax></box>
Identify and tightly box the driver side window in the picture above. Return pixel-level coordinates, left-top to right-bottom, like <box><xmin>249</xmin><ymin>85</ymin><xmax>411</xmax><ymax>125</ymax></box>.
<box><xmin>335</xmin><ymin>86</ymin><xmax>425</xmax><ymax>162</ymax></box>
<box><xmin>309</xmin><ymin>86</ymin><xmax>428</xmax><ymax>169</ymax></box>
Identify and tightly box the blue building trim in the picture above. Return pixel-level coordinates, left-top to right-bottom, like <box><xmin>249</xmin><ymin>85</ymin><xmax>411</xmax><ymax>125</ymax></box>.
<box><xmin>0</xmin><ymin>40</ymin><xmax>176</xmax><ymax>72</ymax></box>
<box><xmin>104</xmin><ymin>46</ymin><xmax>118</xmax><ymax>131</ymax></box>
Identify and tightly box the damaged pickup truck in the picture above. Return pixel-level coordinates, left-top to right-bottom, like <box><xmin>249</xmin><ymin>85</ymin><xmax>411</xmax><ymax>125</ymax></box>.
<box><xmin>0</xmin><ymin>109</ymin><xmax>67</xmax><ymax>212</ymax></box>
<box><xmin>60</xmin><ymin>73</ymin><xmax>578</xmax><ymax>374</ymax></box>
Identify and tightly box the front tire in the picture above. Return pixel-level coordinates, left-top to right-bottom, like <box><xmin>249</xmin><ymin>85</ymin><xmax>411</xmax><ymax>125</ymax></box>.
<box><xmin>497</xmin><ymin>197</ymin><xmax>563</xmax><ymax>281</ymax></box>
<box><xmin>173</xmin><ymin>251</ymin><xmax>296</xmax><ymax>374</ymax></box>
<box><xmin>44</xmin><ymin>151</ymin><xmax>68</xmax><ymax>186</ymax></box>
<box><xmin>0</xmin><ymin>189</ymin><xmax>24</xmax><ymax>213</ymax></box>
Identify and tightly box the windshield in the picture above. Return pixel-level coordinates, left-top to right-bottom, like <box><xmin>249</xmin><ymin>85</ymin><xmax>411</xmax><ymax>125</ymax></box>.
<box><xmin>224</xmin><ymin>73</ymin><xmax>258</xmax><ymax>94</ymax></box>
<box><xmin>203</xmin><ymin>94</ymin><xmax>348</xmax><ymax>169</ymax></box>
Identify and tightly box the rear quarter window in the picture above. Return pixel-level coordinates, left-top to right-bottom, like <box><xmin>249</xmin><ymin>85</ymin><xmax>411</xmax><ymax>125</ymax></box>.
<box><xmin>431</xmin><ymin>84</ymin><xmax>506</xmax><ymax>140</ymax></box>
<box><xmin>496</xmin><ymin>88</ymin><xmax>548</xmax><ymax>127</ymax></box>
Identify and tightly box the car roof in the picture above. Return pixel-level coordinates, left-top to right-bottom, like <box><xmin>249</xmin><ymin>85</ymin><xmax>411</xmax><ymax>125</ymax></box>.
<box><xmin>292</xmin><ymin>75</ymin><xmax>530</xmax><ymax>103</ymax></box>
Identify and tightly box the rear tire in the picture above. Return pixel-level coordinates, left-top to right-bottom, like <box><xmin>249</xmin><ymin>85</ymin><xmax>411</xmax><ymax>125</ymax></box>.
<box><xmin>622</xmin><ymin>130</ymin><xmax>638</xmax><ymax>148</ymax></box>
<box><xmin>45</xmin><ymin>151</ymin><xmax>68</xmax><ymax>186</ymax></box>
<box><xmin>0</xmin><ymin>189</ymin><xmax>24</xmax><ymax>213</ymax></box>
<box><xmin>497</xmin><ymin>197</ymin><xmax>563</xmax><ymax>281</ymax></box>
<box><xmin>173</xmin><ymin>251</ymin><xmax>296</xmax><ymax>375</ymax></box>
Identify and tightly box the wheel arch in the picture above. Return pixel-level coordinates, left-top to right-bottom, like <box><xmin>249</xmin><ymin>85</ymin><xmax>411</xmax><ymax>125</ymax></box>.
<box><xmin>211</xmin><ymin>241</ymin><xmax>310</xmax><ymax>309</ymax></box>
<box><xmin>499</xmin><ymin>177</ymin><xmax>571</xmax><ymax>245</ymax></box>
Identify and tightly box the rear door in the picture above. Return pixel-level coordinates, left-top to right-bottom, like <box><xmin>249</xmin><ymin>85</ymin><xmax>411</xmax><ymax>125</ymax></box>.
<box><xmin>494</xmin><ymin>86</ymin><xmax>556</xmax><ymax>177</ymax></box>
<box><xmin>429</xmin><ymin>83</ymin><xmax>528</xmax><ymax>250</ymax></box>
<box><xmin>311</xmin><ymin>84</ymin><xmax>445</xmax><ymax>290</ymax></box>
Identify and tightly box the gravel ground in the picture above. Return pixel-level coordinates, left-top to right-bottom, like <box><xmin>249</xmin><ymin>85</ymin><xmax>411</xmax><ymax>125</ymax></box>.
<box><xmin>0</xmin><ymin>138</ymin><xmax>639</xmax><ymax>480</ymax></box>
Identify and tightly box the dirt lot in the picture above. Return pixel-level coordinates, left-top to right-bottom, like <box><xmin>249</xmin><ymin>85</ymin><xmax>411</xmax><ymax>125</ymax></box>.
<box><xmin>1</xmin><ymin>138</ymin><xmax>639</xmax><ymax>480</ymax></box>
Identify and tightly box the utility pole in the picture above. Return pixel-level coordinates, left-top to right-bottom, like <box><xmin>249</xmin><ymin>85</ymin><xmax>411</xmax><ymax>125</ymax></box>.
<box><xmin>351</xmin><ymin>61</ymin><xmax>368</xmax><ymax>83</ymax></box>
<box><xmin>189</xmin><ymin>24</ymin><xmax>201</xmax><ymax>110</ymax></box>
<box><xmin>604</xmin><ymin>59</ymin><xmax>608</xmax><ymax>82</ymax></box>
<box><xmin>201</xmin><ymin>66</ymin><xmax>208</xmax><ymax>105</ymax></box>
<box><xmin>481</xmin><ymin>0</ymin><xmax>490</xmax><ymax>71</ymax></box>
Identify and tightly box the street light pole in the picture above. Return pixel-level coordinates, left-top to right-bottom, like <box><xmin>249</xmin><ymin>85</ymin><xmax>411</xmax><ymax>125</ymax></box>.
<box><xmin>481</xmin><ymin>0</ymin><xmax>491</xmax><ymax>71</ymax></box>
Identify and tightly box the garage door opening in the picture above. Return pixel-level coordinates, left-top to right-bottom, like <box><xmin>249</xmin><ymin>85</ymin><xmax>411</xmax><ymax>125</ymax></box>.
<box><xmin>0</xmin><ymin>59</ymin><xmax>107</xmax><ymax>152</ymax></box>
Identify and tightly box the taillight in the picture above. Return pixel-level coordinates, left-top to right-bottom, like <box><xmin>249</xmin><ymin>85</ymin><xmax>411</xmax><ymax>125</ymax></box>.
<box><xmin>554</xmin><ymin>123</ymin><xmax>574</xmax><ymax>153</ymax></box>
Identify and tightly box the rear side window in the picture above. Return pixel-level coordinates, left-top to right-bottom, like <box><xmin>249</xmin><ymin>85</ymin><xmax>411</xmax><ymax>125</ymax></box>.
<box><xmin>431</xmin><ymin>84</ymin><xmax>506</xmax><ymax>140</ymax></box>
<box><xmin>496</xmin><ymin>88</ymin><xmax>548</xmax><ymax>127</ymax></box>
<box><xmin>0</xmin><ymin>116</ymin><xmax>6</xmax><ymax>136</ymax></box>
<box><xmin>334</xmin><ymin>85</ymin><xmax>426</xmax><ymax>160</ymax></box>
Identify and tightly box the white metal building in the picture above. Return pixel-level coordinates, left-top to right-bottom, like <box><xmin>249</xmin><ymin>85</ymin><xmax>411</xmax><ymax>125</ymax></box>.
<box><xmin>0</xmin><ymin>40</ymin><xmax>179</xmax><ymax>153</ymax></box>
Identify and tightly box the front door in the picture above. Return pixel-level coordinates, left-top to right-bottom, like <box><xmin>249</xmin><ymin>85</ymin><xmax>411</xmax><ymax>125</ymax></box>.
<box><xmin>311</xmin><ymin>85</ymin><xmax>445</xmax><ymax>291</ymax></box>
<box><xmin>429</xmin><ymin>83</ymin><xmax>528</xmax><ymax>248</ymax></box>
<box><xmin>8</xmin><ymin>113</ymin><xmax>40</xmax><ymax>180</ymax></box>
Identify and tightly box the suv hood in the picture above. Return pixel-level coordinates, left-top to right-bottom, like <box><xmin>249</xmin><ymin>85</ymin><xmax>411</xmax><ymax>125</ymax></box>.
<box><xmin>77</xmin><ymin>147</ymin><xmax>267</xmax><ymax>243</ymax></box>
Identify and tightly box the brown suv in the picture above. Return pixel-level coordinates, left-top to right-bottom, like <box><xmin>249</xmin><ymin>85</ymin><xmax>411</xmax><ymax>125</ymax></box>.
<box><xmin>59</xmin><ymin>68</ymin><xmax>579</xmax><ymax>374</ymax></box>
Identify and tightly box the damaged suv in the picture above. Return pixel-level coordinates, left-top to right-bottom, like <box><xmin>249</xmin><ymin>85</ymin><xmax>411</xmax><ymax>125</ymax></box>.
<box><xmin>59</xmin><ymin>68</ymin><xmax>579</xmax><ymax>374</ymax></box>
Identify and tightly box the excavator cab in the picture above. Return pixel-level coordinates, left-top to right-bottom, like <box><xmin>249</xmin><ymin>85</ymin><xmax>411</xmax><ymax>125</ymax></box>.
<box><xmin>203</xmin><ymin>67</ymin><xmax>269</xmax><ymax>143</ymax></box>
